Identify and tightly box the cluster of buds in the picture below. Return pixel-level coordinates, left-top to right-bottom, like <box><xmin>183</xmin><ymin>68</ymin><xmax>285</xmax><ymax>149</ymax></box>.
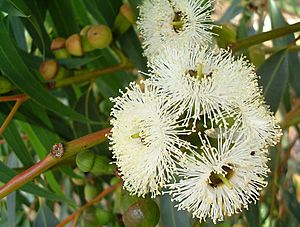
<box><xmin>39</xmin><ymin>24</ymin><xmax>113</xmax><ymax>81</ymax></box>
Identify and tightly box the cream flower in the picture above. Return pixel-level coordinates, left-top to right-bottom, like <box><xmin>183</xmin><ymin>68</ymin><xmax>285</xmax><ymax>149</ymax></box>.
<box><xmin>167</xmin><ymin>126</ymin><xmax>269</xmax><ymax>223</ymax></box>
<box><xmin>137</xmin><ymin>0</ymin><xmax>215</xmax><ymax>58</ymax></box>
<box><xmin>109</xmin><ymin>82</ymin><xmax>193</xmax><ymax>197</ymax></box>
<box><xmin>233</xmin><ymin>98</ymin><xmax>282</xmax><ymax>148</ymax></box>
<box><xmin>148</xmin><ymin>45</ymin><xmax>259</xmax><ymax>128</ymax></box>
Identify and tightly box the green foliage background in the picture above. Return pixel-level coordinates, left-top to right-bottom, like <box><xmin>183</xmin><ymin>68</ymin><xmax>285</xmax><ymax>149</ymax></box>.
<box><xmin>0</xmin><ymin>0</ymin><xmax>299</xmax><ymax>226</ymax></box>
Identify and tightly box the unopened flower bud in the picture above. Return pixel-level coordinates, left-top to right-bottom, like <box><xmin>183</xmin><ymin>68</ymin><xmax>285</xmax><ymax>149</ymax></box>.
<box><xmin>96</xmin><ymin>209</ymin><xmax>113</xmax><ymax>225</ymax></box>
<box><xmin>120</xmin><ymin>4</ymin><xmax>135</xmax><ymax>24</ymax></box>
<box><xmin>50</xmin><ymin>37</ymin><xmax>66</xmax><ymax>51</ymax></box>
<box><xmin>39</xmin><ymin>60</ymin><xmax>58</xmax><ymax>80</ymax></box>
<box><xmin>87</xmin><ymin>25</ymin><xmax>112</xmax><ymax>49</ymax></box>
<box><xmin>65</xmin><ymin>34</ymin><xmax>84</xmax><ymax>56</ymax></box>
<box><xmin>84</xmin><ymin>183</ymin><xmax>99</xmax><ymax>202</ymax></box>
<box><xmin>76</xmin><ymin>150</ymin><xmax>114</xmax><ymax>176</ymax></box>
<box><xmin>0</xmin><ymin>76</ymin><xmax>14</xmax><ymax>94</ymax></box>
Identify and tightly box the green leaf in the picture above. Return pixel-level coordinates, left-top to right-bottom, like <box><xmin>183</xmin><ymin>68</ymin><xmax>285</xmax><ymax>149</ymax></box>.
<box><xmin>257</xmin><ymin>49</ymin><xmax>289</xmax><ymax>112</ymax></box>
<box><xmin>0</xmin><ymin>161</ymin><xmax>75</xmax><ymax>206</ymax></box>
<box><xmin>218</xmin><ymin>0</ymin><xmax>243</xmax><ymax>23</ymax></box>
<box><xmin>283</xmin><ymin>186</ymin><xmax>300</xmax><ymax>222</ymax></box>
<box><xmin>0</xmin><ymin>0</ymin><xmax>28</xmax><ymax>17</ymax></box>
<box><xmin>159</xmin><ymin>194</ymin><xmax>193</xmax><ymax>227</ymax></box>
<box><xmin>119</xmin><ymin>27</ymin><xmax>147</xmax><ymax>71</ymax></box>
<box><xmin>245</xmin><ymin>203</ymin><xmax>260</xmax><ymax>227</ymax></box>
<box><xmin>48</xmin><ymin>0</ymin><xmax>79</xmax><ymax>37</ymax></box>
<box><xmin>11</xmin><ymin>0</ymin><xmax>51</xmax><ymax>56</ymax></box>
<box><xmin>0</xmin><ymin>20</ymin><xmax>90</xmax><ymax>123</ymax></box>
<box><xmin>18</xmin><ymin>121</ymin><xmax>62</xmax><ymax>195</ymax></box>
<box><xmin>288</xmin><ymin>51</ymin><xmax>300</xmax><ymax>98</ymax></box>
<box><xmin>0</xmin><ymin>112</ymin><xmax>34</xmax><ymax>167</ymax></box>
<box><xmin>33</xmin><ymin>203</ymin><xmax>59</xmax><ymax>227</ymax></box>
<box><xmin>268</xmin><ymin>0</ymin><xmax>294</xmax><ymax>47</ymax></box>
<box><xmin>94</xmin><ymin>0</ymin><xmax>122</xmax><ymax>27</ymax></box>
<box><xmin>58</xmin><ymin>55</ymin><xmax>102</xmax><ymax>69</ymax></box>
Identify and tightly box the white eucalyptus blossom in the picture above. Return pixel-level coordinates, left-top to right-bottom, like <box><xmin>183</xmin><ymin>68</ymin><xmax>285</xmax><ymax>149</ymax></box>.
<box><xmin>148</xmin><ymin>45</ymin><xmax>259</xmax><ymax>128</ymax></box>
<box><xmin>137</xmin><ymin>0</ymin><xmax>215</xmax><ymax>58</ymax></box>
<box><xmin>233</xmin><ymin>98</ymin><xmax>282</xmax><ymax>148</ymax></box>
<box><xmin>109</xmin><ymin>82</ymin><xmax>193</xmax><ymax>197</ymax></box>
<box><xmin>167</xmin><ymin>126</ymin><xmax>269</xmax><ymax>223</ymax></box>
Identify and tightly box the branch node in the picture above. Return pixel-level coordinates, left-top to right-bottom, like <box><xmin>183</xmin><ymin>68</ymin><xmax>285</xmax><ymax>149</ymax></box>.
<box><xmin>50</xmin><ymin>143</ymin><xmax>65</xmax><ymax>159</ymax></box>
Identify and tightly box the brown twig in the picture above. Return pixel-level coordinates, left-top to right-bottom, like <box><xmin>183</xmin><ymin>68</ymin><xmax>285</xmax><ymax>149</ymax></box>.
<box><xmin>0</xmin><ymin>127</ymin><xmax>111</xmax><ymax>199</ymax></box>
<box><xmin>0</xmin><ymin>95</ymin><xmax>29</xmax><ymax>135</ymax></box>
<box><xmin>57</xmin><ymin>182</ymin><xmax>122</xmax><ymax>227</ymax></box>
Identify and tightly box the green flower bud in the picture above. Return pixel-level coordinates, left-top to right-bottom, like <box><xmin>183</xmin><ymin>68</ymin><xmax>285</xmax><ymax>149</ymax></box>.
<box><xmin>55</xmin><ymin>66</ymin><xmax>70</xmax><ymax>81</ymax></box>
<box><xmin>80</xmin><ymin>25</ymin><xmax>92</xmax><ymax>36</ymax></box>
<box><xmin>39</xmin><ymin>60</ymin><xmax>58</xmax><ymax>80</ymax></box>
<box><xmin>122</xmin><ymin>199</ymin><xmax>160</xmax><ymax>227</ymax></box>
<box><xmin>66</xmin><ymin>34</ymin><xmax>84</xmax><ymax>56</ymax></box>
<box><xmin>84</xmin><ymin>183</ymin><xmax>99</xmax><ymax>202</ymax></box>
<box><xmin>76</xmin><ymin>151</ymin><xmax>114</xmax><ymax>176</ymax></box>
<box><xmin>96</xmin><ymin>209</ymin><xmax>114</xmax><ymax>225</ymax></box>
<box><xmin>87</xmin><ymin>25</ymin><xmax>112</xmax><ymax>49</ymax></box>
<box><xmin>71</xmin><ymin>168</ymin><xmax>85</xmax><ymax>186</ymax></box>
<box><xmin>51</xmin><ymin>37</ymin><xmax>70</xmax><ymax>59</ymax></box>
<box><xmin>83</xmin><ymin>207</ymin><xmax>100</xmax><ymax>227</ymax></box>
<box><xmin>76</xmin><ymin>150</ymin><xmax>95</xmax><ymax>172</ymax></box>
<box><xmin>0</xmin><ymin>76</ymin><xmax>14</xmax><ymax>94</ymax></box>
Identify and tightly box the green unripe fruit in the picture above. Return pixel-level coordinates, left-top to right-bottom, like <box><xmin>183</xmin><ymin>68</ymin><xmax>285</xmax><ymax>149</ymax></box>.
<box><xmin>76</xmin><ymin>151</ymin><xmax>95</xmax><ymax>172</ymax></box>
<box><xmin>84</xmin><ymin>183</ymin><xmax>99</xmax><ymax>202</ymax></box>
<box><xmin>39</xmin><ymin>60</ymin><xmax>58</xmax><ymax>80</ymax></box>
<box><xmin>66</xmin><ymin>34</ymin><xmax>84</xmax><ymax>56</ymax></box>
<box><xmin>76</xmin><ymin>151</ymin><xmax>114</xmax><ymax>175</ymax></box>
<box><xmin>81</xmin><ymin>35</ymin><xmax>95</xmax><ymax>52</ymax></box>
<box><xmin>83</xmin><ymin>207</ymin><xmax>100</xmax><ymax>227</ymax></box>
<box><xmin>87</xmin><ymin>25</ymin><xmax>112</xmax><ymax>49</ymax></box>
<box><xmin>96</xmin><ymin>209</ymin><xmax>114</xmax><ymax>225</ymax></box>
<box><xmin>80</xmin><ymin>25</ymin><xmax>92</xmax><ymax>36</ymax></box>
<box><xmin>0</xmin><ymin>76</ymin><xmax>14</xmax><ymax>94</ymax></box>
<box><xmin>55</xmin><ymin>66</ymin><xmax>70</xmax><ymax>81</ymax></box>
<box><xmin>122</xmin><ymin>199</ymin><xmax>160</xmax><ymax>227</ymax></box>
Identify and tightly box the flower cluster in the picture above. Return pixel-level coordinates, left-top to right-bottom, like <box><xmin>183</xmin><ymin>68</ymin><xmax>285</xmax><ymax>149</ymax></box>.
<box><xmin>109</xmin><ymin>0</ymin><xmax>281</xmax><ymax>224</ymax></box>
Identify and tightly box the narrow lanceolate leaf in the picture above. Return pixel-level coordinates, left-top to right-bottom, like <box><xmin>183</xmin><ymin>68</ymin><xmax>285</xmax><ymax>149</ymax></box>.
<box><xmin>0</xmin><ymin>161</ymin><xmax>75</xmax><ymax>206</ymax></box>
<box><xmin>288</xmin><ymin>52</ymin><xmax>300</xmax><ymax>98</ymax></box>
<box><xmin>159</xmin><ymin>195</ymin><xmax>193</xmax><ymax>227</ymax></box>
<box><xmin>284</xmin><ymin>187</ymin><xmax>300</xmax><ymax>222</ymax></box>
<box><xmin>0</xmin><ymin>112</ymin><xmax>34</xmax><ymax>167</ymax></box>
<box><xmin>245</xmin><ymin>203</ymin><xmax>260</xmax><ymax>227</ymax></box>
<box><xmin>268</xmin><ymin>0</ymin><xmax>294</xmax><ymax>47</ymax></box>
<box><xmin>0</xmin><ymin>19</ymin><xmax>89</xmax><ymax>123</ymax></box>
<box><xmin>257</xmin><ymin>49</ymin><xmax>289</xmax><ymax>112</ymax></box>
<box><xmin>33</xmin><ymin>203</ymin><xmax>59</xmax><ymax>227</ymax></box>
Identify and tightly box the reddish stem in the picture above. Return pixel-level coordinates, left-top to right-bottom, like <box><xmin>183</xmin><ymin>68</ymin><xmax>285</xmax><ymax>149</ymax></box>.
<box><xmin>57</xmin><ymin>182</ymin><xmax>122</xmax><ymax>227</ymax></box>
<box><xmin>0</xmin><ymin>128</ymin><xmax>111</xmax><ymax>199</ymax></box>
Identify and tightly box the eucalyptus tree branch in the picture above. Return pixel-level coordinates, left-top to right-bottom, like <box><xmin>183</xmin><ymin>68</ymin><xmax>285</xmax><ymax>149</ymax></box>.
<box><xmin>0</xmin><ymin>127</ymin><xmax>111</xmax><ymax>199</ymax></box>
<box><xmin>57</xmin><ymin>182</ymin><xmax>122</xmax><ymax>227</ymax></box>
<box><xmin>231</xmin><ymin>22</ymin><xmax>300</xmax><ymax>52</ymax></box>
